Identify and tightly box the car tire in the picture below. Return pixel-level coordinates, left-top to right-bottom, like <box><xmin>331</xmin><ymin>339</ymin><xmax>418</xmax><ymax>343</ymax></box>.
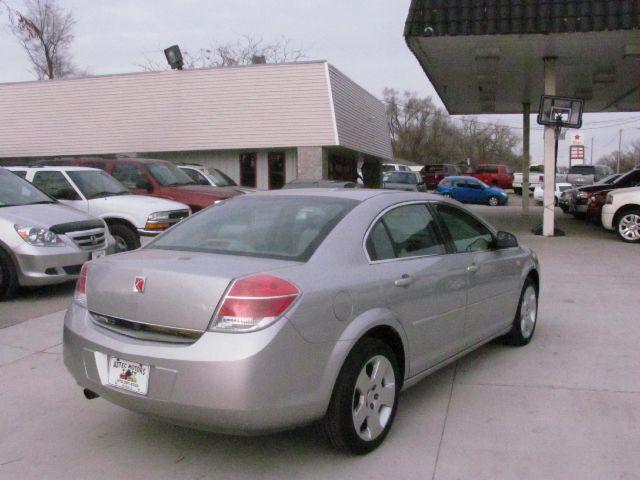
<box><xmin>442</xmin><ymin>192</ymin><xmax>452</xmax><ymax>198</ymax></box>
<box><xmin>614</xmin><ymin>207</ymin><xmax>640</xmax><ymax>243</ymax></box>
<box><xmin>108</xmin><ymin>224</ymin><xmax>140</xmax><ymax>252</ymax></box>
<box><xmin>488</xmin><ymin>195</ymin><xmax>500</xmax><ymax>206</ymax></box>
<box><xmin>0</xmin><ymin>248</ymin><xmax>19</xmax><ymax>301</ymax></box>
<box><xmin>321</xmin><ymin>338</ymin><xmax>400</xmax><ymax>455</ymax></box>
<box><xmin>514</xmin><ymin>188</ymin><xmax>522</xmax><ymax>195</ymax></box>
<box><xmin>501</xmin><ymin>277</ymin><xmax>538</xmax><ymax>346</ymax></box>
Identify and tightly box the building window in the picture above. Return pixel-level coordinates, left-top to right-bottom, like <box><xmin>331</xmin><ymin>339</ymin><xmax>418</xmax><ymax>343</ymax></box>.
<box><xmin>268</xmin><ymin>152</ymin><xmax>286</xmax><ymax>190</ymax></box>
<box><xmin>240</xmin><ymin>152</ymin><xmax>257</xmax><ymax>188</ymax></box>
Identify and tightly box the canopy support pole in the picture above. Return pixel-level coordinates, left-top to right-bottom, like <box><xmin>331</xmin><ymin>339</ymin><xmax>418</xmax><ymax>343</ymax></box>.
<box><xmin>522</xmin><ymin>102</ymin><xmax>530</xmax><ymax>214</ymax></box>
<box><xmin>543</xmin><ymin>58</ymin><xmax>557</xmax><ymax>236</ymax></box>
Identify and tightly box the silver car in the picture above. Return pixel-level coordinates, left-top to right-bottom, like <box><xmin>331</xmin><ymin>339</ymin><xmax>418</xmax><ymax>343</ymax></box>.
<box><xmin>63</xmin><ymin>189</ymin><xmax>540</xmax><ymax>454</ymax></box>
<box><xmin>0</xmin><ymin>168</ymin><xmax>115</xmax><ymax>299</ymax></box>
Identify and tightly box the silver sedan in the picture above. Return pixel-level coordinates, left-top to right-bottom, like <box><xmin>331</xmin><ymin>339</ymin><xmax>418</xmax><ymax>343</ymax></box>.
<box><xmin>63</xmin><ymin>189</ymin><xmax>540</xmax><ymax>454</ymax></box>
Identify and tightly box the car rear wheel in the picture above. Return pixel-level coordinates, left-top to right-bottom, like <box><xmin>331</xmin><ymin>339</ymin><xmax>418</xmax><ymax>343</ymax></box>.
<box><xmin>321</xmin><ymin>338</ymin><xmax>400</xmax><ymax>455</ymax></box>
<box><xmin>0</xmin><ymin>248</ymin><xmax>19</xmax><ymax>301</ymax></box>
<box><xmin>514</xmin><ymin>187</ymin><xmax>522</xmax><ymax>195</ymax></box>
<box><xmin>501</xmin><ymin>278</ymin><xmax>538</xmax><ymax>346</ymax></box>
<box><xmin>488</xmin><ymin>195</ymin><xmax>500</xmax><ymax>206</ymax></box>
<box><xmin>615</xmin><ymin>208</ymin><xmax>640</xmax><ymax>243</ymax></box>
<box><xmin>109</xmin><ymin>224</ymin><xmax>141</xmax><ymax>252</ymax></box>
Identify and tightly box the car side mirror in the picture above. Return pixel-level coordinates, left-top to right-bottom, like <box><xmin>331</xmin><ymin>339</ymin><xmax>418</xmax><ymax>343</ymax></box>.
<box><xmin>494</xmin><ymin>231</ymin><xmax>518</xmax><ymax>249</ymax></box>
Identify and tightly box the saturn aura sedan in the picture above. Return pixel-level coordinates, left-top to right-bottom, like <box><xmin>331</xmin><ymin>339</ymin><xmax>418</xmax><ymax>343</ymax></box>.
<box><xmin>64</xmin><ymin>189</ymin><xmax>540</xmax><ymax>454</ymax></box>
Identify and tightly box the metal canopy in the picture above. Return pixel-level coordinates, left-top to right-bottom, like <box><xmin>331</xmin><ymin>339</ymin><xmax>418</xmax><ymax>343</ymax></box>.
<box><xmin>405</xmin><ymin>1</ymin><xmax>640</xmax><ymax>114</ymax></box>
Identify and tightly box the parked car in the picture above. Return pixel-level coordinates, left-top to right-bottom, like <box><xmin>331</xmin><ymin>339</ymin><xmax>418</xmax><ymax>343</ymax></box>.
<box><xmin>513</xmin><ymin>164</ymin><xmax>545</xmax><ymax>195</ymax></box>
<box><xmin>382</xmin><ymin>171</ymin><xmax>426</xmax><ymax>191</ymax></box>
<box><xmin>420</xmin><ymin>164</ymin><xmax>461</xmax><ymax>189</ymax></box>
<box><xmin>382</xmin><ymin>163</ymin><xmax>411</xmax><ymax>172</ymax></box>
<box><xmin>37</xmin><ymin>157</ymin><xmax>242</xmax><ymax>212</ymax></box>
<box><xmin>63</xmin><ymin>189</ymin><xmax>539</xmax><ymax>454</ymax></box>
<box><xmin>0</xmin><ymin>168</ymin><xmax>115</xmax><ymax>299</ymax></box>
<box><xmin>282</xmin><ymin>180</ymin><xmax>359</xmax><ymax>189</ymax></box>
<box><xmin>8</xmin><ymin>167</ymin><xmax>191</xmax><ymax>252</ymax></box>
<box><xmin>177</xmin><ymin>164</ymin><xmax>255</xmax><ymax>192</ymax></box>
<box><xmin>468</xmin><ymin>164</ymin><xmax>514</xmax><ymax>190</ymax></box>
<box><xmin>560</xmin><ymin>169</ymin><xmax>640</xmax><ymax>217</ymax></box>
<box><xmin>533</xmin><ymin>182</ymin><xmax>573</xmax><ymax>206</ymax></box>
<box><xmin>602</xmin><ymin>186</ymin><xmax>640</xmax><ymax>243</ymax></box>
<box><xmin>437</xmin><ymin>176</ymin><xmax>508</xmax><ymax>206</ymax></box>
<box><xmin>565</xmin><ymin>164</ymin><xmax>614</xmax><ymax>187</ymax></box>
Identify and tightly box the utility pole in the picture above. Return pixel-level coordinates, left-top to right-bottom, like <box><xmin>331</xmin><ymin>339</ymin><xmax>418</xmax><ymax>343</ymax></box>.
<box><xmin>617</xmin><ymin>129</ymin><xmax>622</xmax><ymax>173</ymax></box>
<box><xmin>590</xmin><ymin>137</ymin><xmax>594</xmax><ymax>165</ymax></box>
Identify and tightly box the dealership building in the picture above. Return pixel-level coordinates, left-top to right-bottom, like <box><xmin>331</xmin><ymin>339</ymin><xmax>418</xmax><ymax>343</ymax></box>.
<box><xmin>0</xmin><ymin>61</ymin><xmax>392</xmax><ymax>189</ymax></box>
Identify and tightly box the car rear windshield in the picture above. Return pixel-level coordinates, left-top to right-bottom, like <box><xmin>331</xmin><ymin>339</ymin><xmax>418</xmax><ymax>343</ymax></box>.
<box><xmin>384</xmin><ymin>172</ymin><xmax>417</xmax><ymax>184</ymax></box>
<box><xmin>67</xmin><ymin>170</ymin><xmax>129</xmax><ymax>199</ymax></box>
<box><xmin>150</xmin><ymin>196</ymin><xmax>359</xmax><ymax>261</ymax></box>
<box><xmin>422</xmin><ymin>165</ymin><xmax>445</xmax><ymax>173</ymax></box>
<box><xmin>0</xmin><ymin>170</ymin><xmax>55</xmax><ymax>207</ymax></box>
<box><xmin>209</xmin><ymin>168</ymin><xmax>237</xmax><ymax>187</ymax></box>
<box><xmin>569</xmin><ymin>165</ymin><xmax>595</xmax><ymax>175</ymax></box>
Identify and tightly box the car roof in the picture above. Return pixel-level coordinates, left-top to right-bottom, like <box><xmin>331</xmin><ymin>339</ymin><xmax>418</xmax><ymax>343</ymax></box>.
<box><xmin>5</xmin><ymin>165</ymin><xmax>101</xmax><ymax>172</ymax></box>
<box><xmin>249</xmin><ymin>188</ymin><xmax>442</xmax><ymax>202</ymax></box>
<box><xmin>42</xmin><ymin>156</ymin><xmax>169</xmax><ymax>165</ymax></box>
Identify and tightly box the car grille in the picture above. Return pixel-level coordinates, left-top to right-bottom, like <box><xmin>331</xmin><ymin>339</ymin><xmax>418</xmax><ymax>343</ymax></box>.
<box><xmin>168</xmin><ymin>210</ymin><xmax>190</xmax><ymax>222</ymax></box>
<box><xmin>66</xmin><ymin>228</ymin><xmax>106</xmax><ymax>251</ymax></box>
<box><xmin>90</xmin><ymin>312</ymin><xmax>203</xmax><ymax>344</ymax></box>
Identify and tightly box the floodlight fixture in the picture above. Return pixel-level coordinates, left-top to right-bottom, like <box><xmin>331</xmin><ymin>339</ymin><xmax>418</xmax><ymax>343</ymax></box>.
<box><xmin>537</xmin><ymin>95</ymin><xmax>584</xmax><ymax>129</ymax></box>
<box><xmin>164</xmin><ymin>45</ymin><xmax>184</xmax><ymax>70</ymax></box>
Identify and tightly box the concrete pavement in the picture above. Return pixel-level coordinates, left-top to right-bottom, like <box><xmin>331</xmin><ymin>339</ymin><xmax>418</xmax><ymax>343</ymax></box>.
<box><xmin>1</xmin><ymin>198</ymin><xmax>639</xmax><ymax>479</ymax></box>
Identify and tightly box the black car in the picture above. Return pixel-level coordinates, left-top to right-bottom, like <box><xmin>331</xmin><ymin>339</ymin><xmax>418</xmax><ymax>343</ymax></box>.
<box><xmin>560</xmin><ymin>170</ymin><xmax>640</xmax><ymax>217</ymax></box>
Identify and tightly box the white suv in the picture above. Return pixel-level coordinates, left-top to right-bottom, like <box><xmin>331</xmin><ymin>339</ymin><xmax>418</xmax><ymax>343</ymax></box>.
<box><xmin>9</xmin><ymin>167</ymin><xmax>191</xmax><ymax>252</ymax></box>
<box><xmin>602</xmin><ymin>186</ymin><xmax>640</xmax><ymax>243</ymax></box>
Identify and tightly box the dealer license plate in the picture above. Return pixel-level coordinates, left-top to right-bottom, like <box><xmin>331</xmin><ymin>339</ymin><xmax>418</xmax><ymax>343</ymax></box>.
<box><xmin>107</xmin><ymin>357</ymin><xmax>150</xmax><ymax>395</ymax></box>
<box><xmin>91</xmin><ymin>249</ymin><xmax>106</xmax><ymax>260</ymax></box>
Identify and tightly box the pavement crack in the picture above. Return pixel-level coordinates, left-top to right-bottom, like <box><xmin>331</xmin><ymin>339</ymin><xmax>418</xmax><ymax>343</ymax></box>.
<box><xmin>0</xmin><ymin>457</ymin><xmax>23</xmax><ymax>467</ymax></box>
<box><xmin>454</xmin><ymin>380</ymin><xmax>640</xmax><ymax>395</ymax></box>
<box><xmin>431</xmin><ymin>361</ymin><xmax>458</xmax><ymax>480</ymax></box>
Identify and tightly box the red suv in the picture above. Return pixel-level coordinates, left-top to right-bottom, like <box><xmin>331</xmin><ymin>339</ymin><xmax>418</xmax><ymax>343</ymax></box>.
<box><xmin>468</xmin><ymin>164</ymin><xmax>513</xmax><ymax>189</ymax></box>
<box><xmin>37</xmin><ymin>157</ymin><xmax>243</xmax><ymax>211</ymax></box>
<box><xmin>420</xmin><ymin>164</ymin><xmax>461</xmax><ymax>190</ymax></box>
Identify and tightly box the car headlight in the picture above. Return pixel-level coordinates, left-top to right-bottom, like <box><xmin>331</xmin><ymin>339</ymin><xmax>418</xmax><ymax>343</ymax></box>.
<box><xmin>14</xmin><ymin>225</ymin><xmax>62</xmax><ymax>246</ymax></box>
<box><xmin>147</xmin><ymin>211</ymin><xmax>171</xmax><ymax>222</ymax></box>
<box><xmin>605</xmin><ymin>194</ymin><xmax>613</xmax><ymax>205</ymax></box>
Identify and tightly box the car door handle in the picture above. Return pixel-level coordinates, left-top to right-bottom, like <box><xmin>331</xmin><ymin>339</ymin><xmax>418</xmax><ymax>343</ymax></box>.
<box><xmin>467</xmin><ymin>264</ymin><xmax>479</xmax><ymax>273</ymax></box>
<box><xmin>394</xmin><ymin>275</ymin><xmax>414</xmax><ymax>287</ymax></box>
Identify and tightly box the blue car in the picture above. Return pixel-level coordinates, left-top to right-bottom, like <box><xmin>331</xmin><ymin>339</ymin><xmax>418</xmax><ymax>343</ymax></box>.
<box><xmin>436</xmin><ymin>176</ymin><xmax>508</xmax><ymax>206</ymax></box>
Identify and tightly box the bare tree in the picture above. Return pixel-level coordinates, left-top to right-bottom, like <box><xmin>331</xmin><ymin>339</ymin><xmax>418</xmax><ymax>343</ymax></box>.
<box><xmin>597</xmin><ymin>140</ymin><xmax>640</xmax><ymax>172</ymax></box>
<box><xmin>140</xmin><ymin>35</ymin><xmax>306</xmax><ymax>71</ymax></box>
<box><xmin>3</xmin><ymin>0</ymin><xmax>78</xmax><ymax>79</ymax></box>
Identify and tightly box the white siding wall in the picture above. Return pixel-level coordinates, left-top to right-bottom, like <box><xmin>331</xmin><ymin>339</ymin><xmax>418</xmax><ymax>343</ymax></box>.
<box><xmin>0</xmin><ymin>62</ymin><xmax>336</xmax><ymax>158</ymax></box>
<box><xmin>153</xmin><ymin>148</ymin><xmax>297</xmax><ymax>190</ymax></box>
<box><xmin>328</xmin><ymin>65</ymin><xmax>393</xmax><ymax>161</ymax></box>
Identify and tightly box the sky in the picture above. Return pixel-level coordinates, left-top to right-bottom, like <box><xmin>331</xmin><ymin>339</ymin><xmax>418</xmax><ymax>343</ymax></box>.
<box><xmin>1</xmin><ymin>0</ymin><xmax>639</xmax><ymax>167</ymax></box>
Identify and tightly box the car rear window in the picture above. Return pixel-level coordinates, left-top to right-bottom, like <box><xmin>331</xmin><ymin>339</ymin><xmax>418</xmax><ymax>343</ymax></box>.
<box><xmin>569</xmin><ymin>165</ymin><xmax>595</xmax><ymax>175</ymax></box>
<box><xmin>150</xmin><ymin>196</ymin><xmax>359</xmax><ymax>261</ymax></box>
<box><xmin>422</xmin><ymin>165</ymin><xmax>444</xmax><ymax>173</ymax></box>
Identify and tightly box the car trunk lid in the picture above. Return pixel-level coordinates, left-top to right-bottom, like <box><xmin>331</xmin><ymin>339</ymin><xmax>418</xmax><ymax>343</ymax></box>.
<box><xmin>86</xmin><ymin>248</ymin><xmax>299</xmax><ymax>333</ymax></box>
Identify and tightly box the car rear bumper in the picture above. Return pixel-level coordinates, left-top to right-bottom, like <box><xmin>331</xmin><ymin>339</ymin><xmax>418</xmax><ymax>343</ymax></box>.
<box><xmin>63</xmin><ymin>304</ymin><xmax>333</xmax><ymax>434</ymax></box>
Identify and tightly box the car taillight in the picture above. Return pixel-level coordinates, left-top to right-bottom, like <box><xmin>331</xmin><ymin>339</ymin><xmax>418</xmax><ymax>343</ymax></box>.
<box><xmin>74</xmin><ymin>263</ymin><xmax>88</xmax><ymax>307</ymax></box>
<box><xmin>210</xmin><ymin>275</ymin><xmax>300</xmax><ymax>332</ymax></box>
<box><xmin>441</xmin><ymin>178</ymin><xmax>450</xmax><ymax>185</ymax></box>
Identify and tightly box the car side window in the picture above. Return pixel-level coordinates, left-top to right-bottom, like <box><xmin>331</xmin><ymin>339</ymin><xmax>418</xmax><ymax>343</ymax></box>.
<box><xmin>111</xmin><ymin>163</ymin><xmax>148</xmax><ymax>189</ymax></box>
<box><xmin>452</xmin><ymin>179</ymin><xmax>466</xmax><ymax>187</ymax></box>
<box><xmin>367</xmin><ymin>204</ymin><xmax>446</xmax><ymax>261</ymax></box>
<box><xmin>435</xmin><ymin>204</ymin><xmax>493</xmax><ymax>253</ymax></box>
<box><xmin>466</xmin><ymin>180</ymin><xmax>483</xmax><ymax>189</ymax></box>
<box><xmin>32</xmin><ymin>171</ymin><xmax>80</xmax><ymax>201</ymax></box>
<box><xmin>181</xmin><ymin>168</ymin><xmax>209</xmax><ymax>186</ymax></box>
<box><xmin>12</xmin><ymin>170</ymin><xmax>27</xmax><ymax>179</ymax></box>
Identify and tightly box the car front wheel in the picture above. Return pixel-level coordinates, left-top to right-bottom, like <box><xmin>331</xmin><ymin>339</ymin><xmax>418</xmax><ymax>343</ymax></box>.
<box><xmin>321</xmin><ymin>338</ymin><xmax>400</xmax><ymax>455</ymax></box>
<box><xmin>615</xmin><ymin>208</ymin><xmax>640</xmax><ymax>243</ymax></box>
<box><xmin>109</xmin><ymin>224</ymin><xmax>141</xmax><ymax>252</ymax></box>
<box><xmin>0</xmin><ymin>248</ymin><xmax>19</xmax><ymax>301</ymax></box>
<box><xmin>488</xmin><ymin>195</ymin><xmax>500</xmax><ymax>206</ymax></box>
<box><xmin>501</xmin><ymin>278</ymin><xmax>538</xmax><ymax>346</ymax></box>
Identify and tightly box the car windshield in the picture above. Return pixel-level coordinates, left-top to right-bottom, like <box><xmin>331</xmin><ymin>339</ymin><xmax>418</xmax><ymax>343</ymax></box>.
<box><xmin>423</xmin><ymin>165</ymin><xmax>444</xmax><ymax>173</ymax></box>
<box><xmin>384</xmin><ymin>172</ymin><xmax>417</xmax><ymax>184</ymax></box>
<box><xmin>208</xmin><ymin>168</ymin><xmax>237</xmax><ymax>187</ymax></box>
<box><xmin>569</xmin><ymin>165</ymin><xmax>595</xmax><ymax>175</ymax></box>
<box><xmin>559</xmin><ymin>185</ymin><xmax>573</xmax><ymax>192</ymax></box>
<box><xmin>596</xmin><ymin>174</ymin><xmax>620</xmax><ymax>185</ymax></box>
<box><xmin>150</xmin><ymin>196</ymin><xmax>358</xmax><ymax>261</ymax></box>
<box><xmin>613</xmin><ymin>169</ymin><xmax>640</xmax><ymax>186</ymax></box>
<box><xmin>0</xmin><ymin>170</ymin><xmax>55</xmax><ymax>207</ymax></box>
<box><xmin>67</xmin><ymin>170</ymin><xmax>129</xmax><ymax>199</ymax></box>
<box><xmin>529</xmin><ymin>165</ymin><xmax>545</xmax><ymax>173</ymax></box>
<box><xmin>148</xmin><ymin>163</ymin><xmax>196</xmax><ymax>186</ymax></box>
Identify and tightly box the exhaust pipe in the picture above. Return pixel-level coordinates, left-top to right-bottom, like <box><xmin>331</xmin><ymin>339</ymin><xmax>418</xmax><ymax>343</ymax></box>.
<box><xmin>83</xmin><ymin>388</ymin><xmax>100</xmax><ymax>400</ymax></box>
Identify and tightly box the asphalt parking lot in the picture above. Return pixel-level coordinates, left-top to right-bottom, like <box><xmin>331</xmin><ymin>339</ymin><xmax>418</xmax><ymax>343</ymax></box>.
<box><xmin>1</xmin><ymin>196</ymin><xmax>639</xmax><ymax>480</ymax></box>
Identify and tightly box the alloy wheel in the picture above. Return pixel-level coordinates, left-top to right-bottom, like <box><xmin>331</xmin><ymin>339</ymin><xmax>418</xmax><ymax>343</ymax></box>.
<box><xmin>489</xmin><ymin>196</ymin><xmax>499</xmax><ymax>206</ymax></box>
<box><xmin>619</xmin><ymin>214</ymin><xmax>640</xmax><ymax>242</ymax></box>
<box><xmin>352</xmin><ymin>355</ymin><xmax>396</xmax><ymax>442</ymax></box>
<box><xmin>520</xmin><ymin>285</ymin><xmax>537</xmax><ymax>339</ymax></box>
